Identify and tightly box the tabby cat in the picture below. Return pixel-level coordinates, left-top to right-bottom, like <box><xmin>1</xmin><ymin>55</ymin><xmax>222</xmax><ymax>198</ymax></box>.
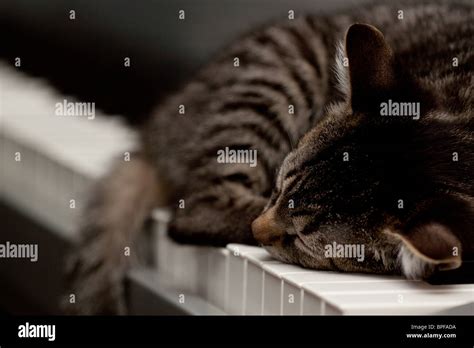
<box><xmin>66</xmin><ymin>0</ymin><xmax>474</xmax><ymax>314</ymax></box>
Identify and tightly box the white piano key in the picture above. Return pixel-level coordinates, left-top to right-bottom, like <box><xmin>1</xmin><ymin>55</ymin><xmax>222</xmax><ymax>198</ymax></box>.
<box><xmin>284</xmin><ymin>270</ymin><xmax>403</xmax><ymax>288</ymax></box>
<box><xmin>56</xmin><ymin>165</ymin><xmax>75</xmax><ymax>233</ymax></box>
<box><xmin>283</xmin><ymin>271</ymin><xmax>405</xmax><ymax>315</ymax></box>
<box><xmin>191</xmin><ymin>245</ymin><xmax>211</xmax><ymax>295</ymax></box>
<box><xmin>282</xmin><ymin>271</ymin><xmax>403</xmax><ymax>315</ymax></box>
<box><xmin>50</xmin><ymin>159</ymin><xmax>65</xmax><ymax>218</ymax></box>
<box><xmin>72</xmin><ymin>171</ymin><xmax>92</xmax><ymax>198</ymax></box>
<box><xmin>302</xmin><ymin>291</ymin><xmax>323</xmax><ymax>315</ymax></box>
<box><xmin>45</xmin><ymin>156</ymin><xmax>59</xmax><ymax>203</ymax></box>
<box><xmin>226</xmin><ymin>244</ymin><xmax>269</xmax><ymax>314</ymax></box>
<box><xmin>282</xmin><ymin>282</ymin><xmax>303</xmax><ymax>315</ymax></box>
<box><xmin>281</xmin><ymin>272</ymin><xmax>322</xmax><ymax>315</ymax></box>
<box><xmin>156</xmin><ymin>233</ymin><xmax>195</xmax><ymax>291</ymax></box>
<box><xmin>1</xmin><ymin>137</ymin><xmax>13</xmax><ymax>184</ymax></box>
<box><xmin>158</xmin><ymin>235</ymin><xmax>212</xmax><ymax>299</ymax></box>
<box><xmin>195</xmin><ymin>246</ymin><xmax>214</xmax><ymax>299</ymax></box>
<box><xmin>436</xmin><ymin>301</ymin><xmax>474</xmax><ymax>315</ymax></box>
<box><xmin>2</xmin><ymin>138</ymin><xmax>20</xmax><ymax>195</ymax></box>
<box><xmin>241</xmin><ymin>248</ymin><xmax>272</xmax><ymax>262</ymax></box>
<box><xmin>13</xmin><ymin>142</ymin><xmax>29</xmax><ymax>205</ymax></box>
<box><xmin>301</xmin><ymin>279</ymin><xmax>416</xmax><ymax>316</ymax></box>
<box><xmin>151</xmin><ymin>208</ymin><xmax>173</xmax><ymax>224</ymax></box>
<box><xmin>304</xmin><ymin>280</ymin><xmax>473</xmax><ymax>315</ymax></box>
<box><xmin>225</xmin><ymin>244</ymin><xmax>265</xmax><ymax>314</ymax></box>
<box><xmin>262</xmin><ymin>263</ymin><xmax>309</xmax><ymax>315</ymax></box>
<box><xmin>19</xmin><ymin>147</ymin><xmax>39</xmax><ymax>215</ymax></box>
<box><xmin>245</xmin><ymin>261</ymin><xmax>264</xmax><ymax>314</ymax></box>
<box><xmin>243</xmin><ymin>249</ymin><xmax>273</xmax><ymax>314</ymax></box>
<box><xmin>302</xmin><ymin>281</ymin><xmax>473</xmax><ymax>315</ymax></box>
<box><xmin>227</xmin><ymin>244</ymin><xmax>263</xmax><ymax>256</ymax></box>
<box><xmin>151</xmin><ymin>209</ymin><xmax>173</xmax><ymax>272</ymax></box>
<box><xmin>67</xmin><ymin>167</ymin><xmax>81</xmax><ymax>210</ymax></box>
<box><xmin>167</xmin><ymin>240</ymin><xmax>203</xmax><ymax>293</ymax></box>
<box><xmin>1</xmin><ymin>62</ymin><xmax>138</xmax><ymax>238</ymax></box>
<box><xmin>58</xmin><ymin>156</ymin><xmax>74</xmax><ymax>203</ymax></box>
<box><xmin>324</xmin><ymin>302</ymin><xmax>341</xmax><ymax>315</ymax></box>
<box><xmin>30</xmin><ymin>148</ymin><xmax>44</xmax><ymax>212</ymax></box>
<box><xmin>303</xmin><ymin>279</ymin><xmax>473</xmax><ymax>296</ymax></box>
<box><xmin>226</xmin><ymin>247</ymin><xmax>247</xmax><ymax>314</ymax></box>
<box><xmin>206</xmin><ymin>248</ymin><xmax>229</xmax><ymax>311</ymax></box>
<box><xmin>3</xmin><ymin>61</ymin><xmax>473</xmax><ymax>317</ymax></box>
<box><xmin>324</xmin><ymin>290</ymin><xmax>474</xmax><ymax>315</ymax></box>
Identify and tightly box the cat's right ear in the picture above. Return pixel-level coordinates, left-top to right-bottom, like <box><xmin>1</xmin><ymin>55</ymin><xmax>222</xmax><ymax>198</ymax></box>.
<box><xmin>386</xmin><ymin>221</ymin><xmax>463</xmax><ymax>280</ymax></box>
<box><xmin>345</xmin><ymin>23</ymin><xmax>396</xmax><ymax>112</ymax></box>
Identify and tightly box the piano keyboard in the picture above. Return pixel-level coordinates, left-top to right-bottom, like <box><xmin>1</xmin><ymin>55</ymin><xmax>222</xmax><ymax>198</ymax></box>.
<box><xmin>1</xmin><ymin>62</ymin><xmax>473</xmax><ymax>315</ymax></box>
<box><xmin>0</xmin><ymin>62</ymin><xmax>138</xmax><ymax>239</ymax></box>
<box><xmin>152</xmin><ymin>212</ymin><xmax>474</xmax><ymax>315</ymax></box>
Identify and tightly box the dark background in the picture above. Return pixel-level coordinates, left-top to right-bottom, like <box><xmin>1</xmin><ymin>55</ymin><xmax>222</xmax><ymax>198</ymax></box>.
<box><xmin>0</xmin><ymin>0</ymin><xmax>370</xmax><ymax>314</ymax></box>
<box><xmin>1</xmin><ymin>0</ymin><xmax>471</xmax><ymax>315</ymax></box>
<box><xmin>0</xmin><ymin>0</ymin><xmax>365</xmax><ymax>126</ymax></box>
<box><xmin>2</xmin><ymin>0</ymin><xmax>418</xmax><ymax>314</ymax></box>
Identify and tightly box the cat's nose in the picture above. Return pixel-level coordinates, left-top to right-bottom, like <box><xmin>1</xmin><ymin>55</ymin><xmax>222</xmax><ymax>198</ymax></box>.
<box><xmin>251</xmin><ymin>206</ymin><xmax>285</xmax><ymax>245</ymax></box>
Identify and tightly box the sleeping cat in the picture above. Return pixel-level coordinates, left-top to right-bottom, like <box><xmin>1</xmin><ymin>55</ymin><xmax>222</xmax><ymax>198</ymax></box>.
<box><xmin>66</xmin><ymin>0</ymin><xmax>474</xmax><ymax>314</ymax></box>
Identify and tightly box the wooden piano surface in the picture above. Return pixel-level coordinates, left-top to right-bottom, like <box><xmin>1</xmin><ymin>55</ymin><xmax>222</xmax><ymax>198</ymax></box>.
<box><xmin>1</xmin><ymin>61</ymin><xmax>473</xmax><ymax>315</ymax></box>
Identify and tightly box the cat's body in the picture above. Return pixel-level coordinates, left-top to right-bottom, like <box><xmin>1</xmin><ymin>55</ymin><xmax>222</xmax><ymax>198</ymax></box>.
<box><xmin>67</xmin><ymin>1</ymin><xmax>474</xmax><ymax>314</ymax></box>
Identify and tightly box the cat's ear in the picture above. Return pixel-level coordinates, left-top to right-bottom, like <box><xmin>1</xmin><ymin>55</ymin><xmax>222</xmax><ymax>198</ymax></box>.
<box><xmin>387</xmin><ymin>222</ymin><xmax>462</xmax><ymax>278</ymax></box>
<box><xmin>345</xmin><ymin>23</ymin><xmax>396</xmax><ymax>111</ymax></box>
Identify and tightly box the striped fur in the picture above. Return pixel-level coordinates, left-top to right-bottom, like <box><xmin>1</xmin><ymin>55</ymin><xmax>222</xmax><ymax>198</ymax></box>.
<box><xmin>68</xmin><ymin>1</ymin><xmax>474</xmax><ymax>314</ymax></box>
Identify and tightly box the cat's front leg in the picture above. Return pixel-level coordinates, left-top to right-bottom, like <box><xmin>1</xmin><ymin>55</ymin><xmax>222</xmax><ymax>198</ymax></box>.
<box><xmin>168</xmin><ymin>180</ymin><xmax>268</xmax><ymax>246</ymax></box>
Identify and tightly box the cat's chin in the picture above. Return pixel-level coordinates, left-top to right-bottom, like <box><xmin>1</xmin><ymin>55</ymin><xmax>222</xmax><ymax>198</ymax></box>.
<box><xmin>263</xmin><ymin>240</ymin><xmax>328</xmax><ymax>270</ymax></box>
<box><xmin>398</xmin><ymin>244</ymin><xmax>437</xmax><ymax>280</ymax></box>
<box><xmin>262</xmin><ymin>245</ymin><xmax>292</xmax><ymax>263</ymax></box>
<box><xmin>294</xmin><ymin>237</ymin><xmax>317</xmax><ymax>259</ymax></box>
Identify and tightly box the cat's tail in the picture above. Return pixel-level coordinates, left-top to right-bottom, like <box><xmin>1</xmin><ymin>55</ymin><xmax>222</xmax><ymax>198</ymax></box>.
<box><xmin>63</xmin><ymin>151</ymin><xmax>159</xmax><ymax>315</ymax></box>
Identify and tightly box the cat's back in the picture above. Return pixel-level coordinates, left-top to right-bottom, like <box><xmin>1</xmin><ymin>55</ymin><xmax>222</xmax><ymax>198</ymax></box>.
<box><xmin>143</xmin><ymin>1</ymin><xmax>473</xmax><ymax>192</ymax></box>
<box><xmin>353</xmin><ymin>1</ymin><xmax>473</xmax><ymax>112</ymax></box>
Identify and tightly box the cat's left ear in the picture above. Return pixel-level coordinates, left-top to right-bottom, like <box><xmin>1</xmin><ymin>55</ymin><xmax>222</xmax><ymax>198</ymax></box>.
<box><xmin>387</xmin><ymin>222</ymin><xmax>462</xmax><ymax>278</ymax></box>
<box><xmin>344</xmin><ymin>23</ymin><xmax>396</xmax><ymax>111</ymax></box>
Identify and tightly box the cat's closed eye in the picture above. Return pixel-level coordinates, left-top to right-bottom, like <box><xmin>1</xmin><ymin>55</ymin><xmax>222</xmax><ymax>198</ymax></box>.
<box><xmin>67</xmin><ymin>2</ymin><xmax>473</xmax><ymax>314</ymax></box>
<box><xmin>252</xmin><ymin>22</ymin><xmax>472</xmax><ymax>280</ymax></box>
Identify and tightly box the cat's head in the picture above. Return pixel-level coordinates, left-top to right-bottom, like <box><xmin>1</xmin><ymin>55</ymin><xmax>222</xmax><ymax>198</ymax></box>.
<box><xmin>251</xmin><ymin>23</ymin><xmax>473</xmax><ymax>279</ymax></box>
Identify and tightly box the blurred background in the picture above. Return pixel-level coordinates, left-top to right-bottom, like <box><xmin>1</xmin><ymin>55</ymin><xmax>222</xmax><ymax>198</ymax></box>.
<box><xmin>0</xmin><ymin>0</ymin><xmax>375</xmax><ymax>314</ymax></box>
<box><xmin>0</xmin><ymin>0</ymin><xmax>366</xmax><ymax>126</ymax></box>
